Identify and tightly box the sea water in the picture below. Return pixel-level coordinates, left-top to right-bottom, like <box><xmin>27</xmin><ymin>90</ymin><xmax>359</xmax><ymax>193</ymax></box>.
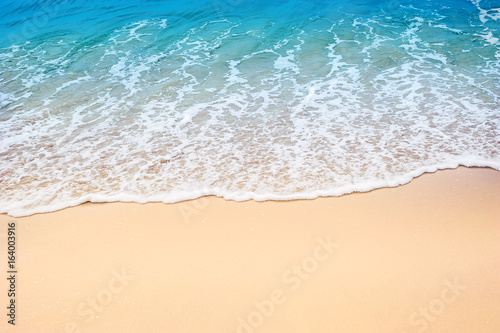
<box><xmin>0</xmin><ymin>0</ymin><xmax>499</xmax><ymax>216</ymax></box>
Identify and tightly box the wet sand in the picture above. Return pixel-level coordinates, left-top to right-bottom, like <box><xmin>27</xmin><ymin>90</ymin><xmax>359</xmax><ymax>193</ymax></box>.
<box><xmin>1</xmin><ymin>166</ymin><xmax>499</xmax><ymax>333</ymax></box>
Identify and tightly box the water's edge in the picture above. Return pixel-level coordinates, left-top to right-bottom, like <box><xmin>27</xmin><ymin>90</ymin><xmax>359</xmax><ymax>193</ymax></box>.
<box><xmin>3</xmin><ymin>163</ymin><xmax>498</xmax><ymax>218</ymax></box>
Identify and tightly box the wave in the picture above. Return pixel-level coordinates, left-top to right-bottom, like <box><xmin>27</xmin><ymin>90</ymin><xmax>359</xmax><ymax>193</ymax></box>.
<box><xmin>1</xmin><ymin>0</ymin><xmax>499</xmax><ymax>217</ymax></box>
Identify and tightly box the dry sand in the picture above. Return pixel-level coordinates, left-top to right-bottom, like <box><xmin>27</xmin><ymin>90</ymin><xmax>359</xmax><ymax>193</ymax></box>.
<box><xmin>1</xmin><ymin>166</ymin><xmax>499</xmax><ymax>333</ymax></box>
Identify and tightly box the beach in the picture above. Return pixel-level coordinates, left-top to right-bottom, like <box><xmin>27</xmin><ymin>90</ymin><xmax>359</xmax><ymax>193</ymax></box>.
<box><xmin>1</xmin><ymin>166</ymin><xmax>499</xmax><ymax>333</ymax></box>
<box><xmin>1</xmin><ymin>1</ymin><xmax>500</xmax><ymax>331</ymax></box>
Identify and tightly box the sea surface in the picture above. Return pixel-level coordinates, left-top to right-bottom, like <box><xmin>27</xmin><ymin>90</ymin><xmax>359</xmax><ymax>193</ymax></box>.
<box><xmin>0</xmin><ymin>0</ymin><xmax>499</xmax><ymax>216</ymax></box>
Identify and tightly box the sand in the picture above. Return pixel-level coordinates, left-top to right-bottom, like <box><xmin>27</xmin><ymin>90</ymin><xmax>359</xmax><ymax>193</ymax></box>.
<box><xmin>1</xmin><ymin>166</ymin><xmax>499</xmax><ymax>333</ymax></box>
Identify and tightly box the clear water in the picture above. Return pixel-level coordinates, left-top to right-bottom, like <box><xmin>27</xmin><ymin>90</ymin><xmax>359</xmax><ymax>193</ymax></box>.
<box><xmin>0</xmin><ymin>0</ymin><xmax>499</xmax><ymax>216</ymax></box>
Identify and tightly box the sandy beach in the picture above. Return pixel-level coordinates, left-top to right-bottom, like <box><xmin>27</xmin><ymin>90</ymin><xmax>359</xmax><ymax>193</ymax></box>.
<box><xmin>1</xmin><ymin>1</ymin><xmax>499</xmax><ymax>332</ymax></box>
<box><xmin>1</xmin><ymin>166</ymin><xmax>499</xmax><ymax>333</ymax></box>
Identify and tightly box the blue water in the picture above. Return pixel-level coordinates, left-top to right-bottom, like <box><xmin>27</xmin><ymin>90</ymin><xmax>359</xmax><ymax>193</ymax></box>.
<box><xmin>0</xmin><ymin>0</ymin><xmax>499</xmax><ymax>216</ymax></box>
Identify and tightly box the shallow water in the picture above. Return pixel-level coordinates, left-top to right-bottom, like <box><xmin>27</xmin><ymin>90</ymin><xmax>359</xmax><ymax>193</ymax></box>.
<box><xmin>0</xmin><ymin>0</ymin><xmax>499</xmax><ymax>216</ymax></box>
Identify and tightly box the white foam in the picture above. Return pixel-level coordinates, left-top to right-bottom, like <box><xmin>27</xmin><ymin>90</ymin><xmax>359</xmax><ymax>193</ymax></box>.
<box><xmin>476</xmin><ymin>31</ymin><xmax>500</xmax><ymax>45</ymax></box>
<box><xmin>2</xmin><ymin>161</ymin><xmax>499</xmax><ymax>217</ymax></box>
<box><xmin>274</xmin><ymin>52</ymin><xmax>299</xmax><ymax>73</ymax></box>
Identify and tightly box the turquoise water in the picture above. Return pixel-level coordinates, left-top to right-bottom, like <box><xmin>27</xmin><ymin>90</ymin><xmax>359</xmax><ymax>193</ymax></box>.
<box><xmin>0</xmin><ymin>0</ymin><xmax>499</xmax><ymax>216</ymax></box>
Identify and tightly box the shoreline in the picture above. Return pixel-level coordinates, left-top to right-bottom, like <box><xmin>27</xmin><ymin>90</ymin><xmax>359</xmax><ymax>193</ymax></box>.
<box><xmin>2</xmin><ymin>164</ymin><xmax>500</xmax><ymax>218</ymax></box>
<box><xmin>1</xmin><ymin>166</ymin><xmax>499</xmax><ymax>332</ymax></box>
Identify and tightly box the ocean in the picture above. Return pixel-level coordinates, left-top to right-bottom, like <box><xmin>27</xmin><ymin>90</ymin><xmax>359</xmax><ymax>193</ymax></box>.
<box><xmin>0</xmin><ymin>0</ymin><xmax>499</xmax><ymax>216</ymax></box>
